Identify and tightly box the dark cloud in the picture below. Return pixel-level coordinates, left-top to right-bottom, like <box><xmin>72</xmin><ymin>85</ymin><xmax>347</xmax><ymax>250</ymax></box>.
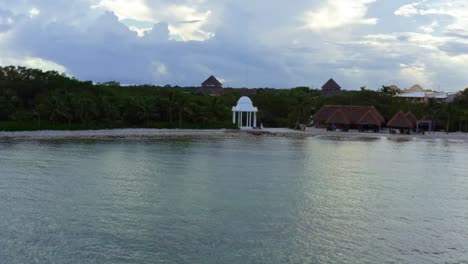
<box><xmin>439</xmin><ymin>42</ymin><xmax>468</xmax><ymax>55</ymax></box>
<box><xmin>7</xmin><ymin>11</ymin><xmax>292</xmax><ymax>87</ymax></box>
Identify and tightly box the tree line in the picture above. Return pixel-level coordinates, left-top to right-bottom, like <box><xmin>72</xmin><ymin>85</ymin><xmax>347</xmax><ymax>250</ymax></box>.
<box><xmin>1</xmin><ymin>66</ymin><xmax>468</xmax><ymax>131</ymax></box>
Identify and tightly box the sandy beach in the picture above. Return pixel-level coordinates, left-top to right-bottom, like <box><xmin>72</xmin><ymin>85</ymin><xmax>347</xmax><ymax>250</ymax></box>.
<box><xmin>1</xmin><ymin>127</ymin><xmax>468</xmax><ymax>142</ymax></box>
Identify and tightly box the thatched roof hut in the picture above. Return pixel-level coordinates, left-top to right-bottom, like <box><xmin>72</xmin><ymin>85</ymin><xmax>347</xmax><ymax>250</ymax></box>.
<box><xmin>321</xmin><ymin>78</ymin><xmax>342</xmax><ymax>97</ymax></box>
<box><xmin>357</xmin><ymin>110</ymin><xmax>382</xmax><ymax>126</ymax></box>
<box><xmin>326</xmin><ymin>110</ymin><xmax>351</xmax><ymax>125</ymax></box>
<box><xmin>387</xmin><ymin>111</ymin><xmax>414</xmax><ymax>129</ymax></box>
<box><xmin>313</xmin><ymin>106</ymin><xmax>385</xmax><ymax>127</ymax></box>
<box><xmin>202</xmin><ymin>75</ymin><xmax>222</xmax><ymax>87</ymax></box>
<box><xmin>405</xmin><ymin>112</ymin><xmax>418</xmax><ymax>127</ymax></box>
<box><xmin>199</xmin><ymin>75</ymin><xmax>223</xmax><ymax>95</ymax></box>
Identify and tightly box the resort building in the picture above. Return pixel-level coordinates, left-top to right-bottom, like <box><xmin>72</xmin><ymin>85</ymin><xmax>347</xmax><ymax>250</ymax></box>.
<box><xmin>396</xmin><ymin>84</ymin><xmax>457</xmax><ymax>103</ymax></box>
<box><xmin>321</xmin><ymin>78</ymin><xmax>342</xmax><ymax>97</ymax></box>
<box><xmin>312</xmin><ymin>105</ymin><xmax>385</xmax><ymax>131</ymax></box>
<box><xmin>199</xmin><ymin>75</ymin><xmax>223</xmax><ymax>95</ymax></box>
<box><xmin>232</xmin><ymin>96</ymin><xmax>258</xmax><ymax>129</ymax></box>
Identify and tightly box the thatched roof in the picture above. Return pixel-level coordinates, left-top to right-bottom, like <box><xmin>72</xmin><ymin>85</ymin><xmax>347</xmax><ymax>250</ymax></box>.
<box><xmin>405</xmin><ymin>112</ymin><xmax>418</xmax><ymax>126</ymax></box>
<box><xmin>321</xmin><ymin>78</ymin><xmax>342</xmax><ymax>97</ymax></box>
<box><xmin>326</xmin><ymin>110</ymin><xmax>351</xmax><ymax>125</ymax></box>
<box><xmin>357</xmin><ymin>110</ymin><xmax>382</xmax><ymax>126</ymax></box>
<box><xmin>322</xmin><ymin>78</ymin><xmax>341</xmax><ymax>90</ymax></box>
<box><xmin>202</xmin><ymin>75</ymin><xmax>222</xmax><ymax>87</ymax></box>
<box><xmin>313</xmin><ymin>105</ymin><xmax>385</xmax><ymax>126</ymax></box>
<box><xmin>387</xmin><ymin>111</ymin><xmax>414</xmax><ymax>129</ymax></box>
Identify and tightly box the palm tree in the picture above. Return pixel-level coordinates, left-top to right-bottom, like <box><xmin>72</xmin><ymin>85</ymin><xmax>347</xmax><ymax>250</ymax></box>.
<box><xmin>288</xmin><ymin>95</ymin><xmax>312</xmax><ymax>129</ymax></box>
<box><xmin>174</xmin><ymin>94</ymin><xmax>194</xmax><ymax>128</ymax></box>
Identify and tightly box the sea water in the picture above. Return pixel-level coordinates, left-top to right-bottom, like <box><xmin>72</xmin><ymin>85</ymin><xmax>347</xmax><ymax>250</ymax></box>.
<box><xmin>0</xmin><ymin>137</ymin><xmax>467</xmax><ymax>263</ymax></box>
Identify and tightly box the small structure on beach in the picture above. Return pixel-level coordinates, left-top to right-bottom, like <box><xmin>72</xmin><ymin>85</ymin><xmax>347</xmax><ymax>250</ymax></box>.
<box><xmin>312</xmin><ymin>105</ymin><xmax>385</xmax><ymax>131</ymax></box>
<box><xmin>405</xmin><ymin>112</ymin><xmax>418</xmax><ymax>128</ymax></box>
<box><xmin>321</xmin><ymin>78</ymin><xmax>342</xmax><ymax>97</ymax></box>
<box><xmin>232</xmin><ymin>96</ymin><xmax>258</xmax><ymax>129</ymax></box>
<box><xmin>387</xmin><ymin>111</ymin><xmax>414</xmax><ymax>134</ymax></box>
<box><xmin>199</xmin><ymin>75</ymin><xmax>223</xmax><ymax>95</ymax></box>
<box><xmin>357</xmin><ymin>110</ymin><xmax>384</xmax><ymax>131</ymax></box>
<box><xmin>326</xmin><ymin>109</ymin><xmax>351</xmax><ymax>131</ymax></box>
<box><xmin>416</xmin><ymin>117</ymin><xmax>433</xmax><ymax>133</ymax></box>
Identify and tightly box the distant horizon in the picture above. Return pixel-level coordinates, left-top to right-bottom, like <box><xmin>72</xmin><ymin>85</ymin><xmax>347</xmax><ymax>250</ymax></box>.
<box><xmin>4</xmin><ymin>65</ymin><xmax>465</xmax><ymax>93</ymax></box>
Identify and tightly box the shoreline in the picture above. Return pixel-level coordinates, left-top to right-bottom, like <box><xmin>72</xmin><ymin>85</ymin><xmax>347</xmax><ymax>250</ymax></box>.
<box><xmin>1</xmin><ymin>128</ymin><xmax>468</xmax><ymax>142</ymax></box>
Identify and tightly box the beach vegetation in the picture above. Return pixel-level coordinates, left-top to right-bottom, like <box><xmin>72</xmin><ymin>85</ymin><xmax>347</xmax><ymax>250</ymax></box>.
<box><xmin>1</xmin><ymin>66</ymin><xmax>468</xmax><ymax>132</ymax></box>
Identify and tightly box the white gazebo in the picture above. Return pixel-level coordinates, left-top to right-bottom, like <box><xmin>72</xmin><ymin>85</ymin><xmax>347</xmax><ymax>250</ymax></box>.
<box><xmin>232</xmin><ymin>96</ymin><xmax>258</xmax><ymax>129</ymax></box>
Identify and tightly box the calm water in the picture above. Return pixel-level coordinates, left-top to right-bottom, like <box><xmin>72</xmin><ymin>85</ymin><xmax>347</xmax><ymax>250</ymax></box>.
<box><xmin>0</xmin><ymin>137</ymin><xmax>467</xmax><ymax>264</ymax></box>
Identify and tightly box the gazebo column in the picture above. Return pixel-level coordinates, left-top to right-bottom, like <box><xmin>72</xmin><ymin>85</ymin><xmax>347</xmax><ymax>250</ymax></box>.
<box><xmin>246</xmin><ymin>112</ymin><xmax>249</xmax><ymax>128</ymax></box>
<box><xmin>240</xmin><ymin>112</ymin><xmax>243</xmax><ymax>128</ymax></box>
<box><xmin>232</xmin><ymin>111</ymin><xmax>236</xmax><ymax>124</ymax></box>
<box><xmin>254</xmin><ymin>112</ymin><xmax>257</xmax><ymax>128</ymax></box>
<box><xmin>250</xmin><ymin>112</ymin><xmax>252</xmax><ymax>127</ymax></box>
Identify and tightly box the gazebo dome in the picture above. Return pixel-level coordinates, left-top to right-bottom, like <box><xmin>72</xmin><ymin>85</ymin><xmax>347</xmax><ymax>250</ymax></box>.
<box><xmin>232</xmin><ymin>96</ymin><xmax>258</xmax><ymax>112</ymax></box>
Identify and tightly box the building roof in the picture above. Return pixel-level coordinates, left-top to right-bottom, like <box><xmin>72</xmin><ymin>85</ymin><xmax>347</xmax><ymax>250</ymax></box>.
<box><xmin>387</xmin><ymin>111</ymin><xmax>414</xmax><ymax>129</ymax></box>
<box><xmin>232</xmin><ymin>96</ymin><xmax>258</xmax><ymax>112</ymax></box>
<box><xmin>321</xmin><ymin>78</ymin><xmax>342</xmax><ymax>97</ymax></box>
<box><xmin>407</xmin><ymin>84</ymin><xmax>426</xmax><ymax>92</ymax></box>
<box><xmin>322</xmin><ymin>78</ymin><xmax>341</xmax><ymax>90</ymax></box>
<box><xmin>202</xmin><ymin>75</ymin><xmax>222</xmax><ymax>87</ymax></box>
<box><xmin>326</xmin><ymin>110</ymin><xmax>351</xmax><ymax>125</ymax></box>
<box><xmin>397</xmin><ymin>92</ymin><xmax>427</xmax><ymax>98</ymax></box>
<box><xmin>357</xmin><ymin>110</ymin><xmax>382</xmax><ymax>126</ymax></box>
<box><xmin>313</xmin><ymin>105</ymin><xmax>385</xmax><ymax>125</ymax></box>
<box><xmin>405</xmin><ymin>112</ymin><xmax>418</xmax><ymax>126</ymax></box>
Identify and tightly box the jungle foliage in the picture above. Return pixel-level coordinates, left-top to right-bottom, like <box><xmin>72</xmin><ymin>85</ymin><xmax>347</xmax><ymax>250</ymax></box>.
<box><xmin>1</xmin><ymin>66</ymin><xmax>467</xmax><ymax>131</ymax></box>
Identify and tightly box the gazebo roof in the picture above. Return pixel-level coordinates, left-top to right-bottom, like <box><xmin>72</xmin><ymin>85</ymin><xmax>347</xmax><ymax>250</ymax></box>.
<box><xmin>232</xmin><ymin>96</ymin><xmax>258</xmax><ymax>112</ymax></box>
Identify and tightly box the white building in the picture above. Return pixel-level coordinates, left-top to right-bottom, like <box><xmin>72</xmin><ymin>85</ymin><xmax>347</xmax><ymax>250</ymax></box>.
<box><xmin>396</xmin><ymin>84</ymin><xmax>458</xmax><ymax>103</ymax></box>
<box><xmin>232</xmin><ymin>96</ymin><xmax>258</xmax><ymax>129</ymax></box>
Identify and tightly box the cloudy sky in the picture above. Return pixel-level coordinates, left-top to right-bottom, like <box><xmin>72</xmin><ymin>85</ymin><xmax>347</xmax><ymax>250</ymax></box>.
<box><xmin>1</xmin><ymin>0</ymin><xmax>468</xmax><ymax>91</ymax></box>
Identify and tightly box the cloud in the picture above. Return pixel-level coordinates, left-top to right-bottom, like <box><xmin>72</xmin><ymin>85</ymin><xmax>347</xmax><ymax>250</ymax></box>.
<box><xmin>0</xmin><ymin>56</ymin><xmax>68</xmax><ymax>73</ymax></box>
<box><xmin>91</xmin><ymin>0</ymin><xmax>152</xmax><ymax>21</ymax></box>
<box><xmin>339</xmin><ymin>30</ymin><xmax>468</xmax><ymax>89</ymax></box>
<box><xmin>304</xmin><ymin>0</ymin><xmax>378</xmax><ymax>31</ymax></box>
<box><xmin>29</xmin><ymin>8</ymin><xmax>40</xmax><ymax>18</ymax></box>
<box><xmin>419</xmin><ymin>21</ymin><xmax>439</xmax><ymax>33</ymax></box>
<box><xmin>91</xmin><ymin>0</ymin><xmax>214</xmax><ymax>41</ymax></box>
<box><xmin>395</xmin><ymin>1</ymin><xmax>468</xmax><ymax>37</ymax></box>
<box><xmin>0</xmin><ymin>8</ymin><xmax>17</xmax><ymax>32</ymax></box>
<box><xmin>394</xmin><ymin>2</ymin><xmax>421</xmax><ymax>17</ymax></box>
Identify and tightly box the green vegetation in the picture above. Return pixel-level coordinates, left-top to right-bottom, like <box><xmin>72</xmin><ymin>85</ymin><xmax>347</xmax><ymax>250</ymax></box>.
<box><xmin>1</xmin><ymin>66</ymin><xmax>468</xmax><ymax>132</ymax></box>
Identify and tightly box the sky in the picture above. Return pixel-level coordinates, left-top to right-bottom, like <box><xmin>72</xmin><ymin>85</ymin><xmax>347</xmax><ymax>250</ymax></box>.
<box><xmin>1</xmin><ymin>0</ymin><xmax>468</xmax><ymax>91</ymax></box>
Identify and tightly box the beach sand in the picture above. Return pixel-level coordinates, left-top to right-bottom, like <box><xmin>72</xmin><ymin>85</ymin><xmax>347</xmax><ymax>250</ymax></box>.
<box><xmin>1</xmin><ymin>128</ymin><xmax>468</xmax><ymax>142</ymax></box>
